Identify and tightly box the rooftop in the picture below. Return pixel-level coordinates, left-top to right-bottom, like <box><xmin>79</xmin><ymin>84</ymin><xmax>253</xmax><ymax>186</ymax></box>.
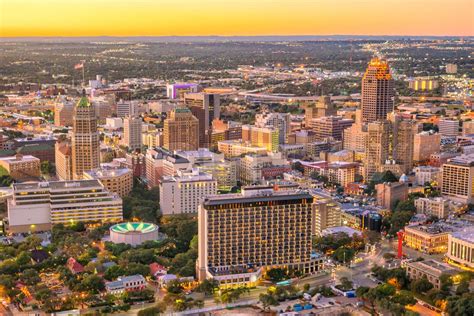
<box><xmin>13</xmin><ymin>179</ymin><xmax>103</xmax><ymax>191</ymax></box>
<box><xmin>84</xmin><ymin>167</ymin><xmax>132</xmax><ymax>179</ymax></box>
<box><xmin>0</xmin><ymin>154</ymin><xmax>39</xmax><ymax>163</ymax></box>
<box><xmin>447</xmin><ymin>154</ymin><xmax>474</xmax><ymax>167</ymax></box>
<box><xmin>203</xmin><ymin>189</ymin><xmax>313</xmax><ymax>206</ymax></box>
<box><xmin>450</xmin><ymin>226</ymin><xmax>474</xmax><ymax>244</ymax></box>
<box><xmin>407</xmin><ymin>259</ymin><xmax>457</xmax><ymax>276</ymax></box>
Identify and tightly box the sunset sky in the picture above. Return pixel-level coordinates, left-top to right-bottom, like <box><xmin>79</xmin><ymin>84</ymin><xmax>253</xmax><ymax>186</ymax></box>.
<box><xmin>1</xmin><ymin>0</ymin><xmax>473</xmax><ymax>37</ymax></box>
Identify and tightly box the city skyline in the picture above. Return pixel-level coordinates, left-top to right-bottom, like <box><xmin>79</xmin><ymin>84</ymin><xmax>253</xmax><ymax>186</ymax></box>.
<box><xmin>1</xmin><ymin>0</ymin><xmax>473</xmax><ymax>37</ymax></box>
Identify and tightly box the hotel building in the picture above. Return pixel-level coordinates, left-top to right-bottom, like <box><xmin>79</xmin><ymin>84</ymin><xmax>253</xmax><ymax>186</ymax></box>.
<box><xmin>159</xmin><ymin>169</ymin><xmax>217</xmax><ymax>215</ymax></box>
<box><xmin>242</xmin><ymin>125</ymin><xmax>279</xmax><ymax>152</ymax></box>
<box><xmin>123</xmin><ymin>116</ymin><xmax>143</xmax><ymax>151</ymax></box>
<box><xmin>197</xmin><ymin>187</ymin><xmax>323</xmax><ymax>287</ymax></box>
<box><xmin>55</xmin><ymin>141</ymin><xmax>73</xmax><ymax>181</ymax></box>
<box><xmin>414</xmin><ymin>197</ymin><xmax>450</xmax><ymax>219</ymax></box>
<box><xmin>184</xmin><ymin>92</ymin><xmax>220</xmax><ymax>148</ymax></box>
<box><xmin>441</xmin><ymin>154</ymin><xmax>474</xmax><ymax>204</ymax></box>
<box><xmin>7</xmin><ymin>180</ymin><xmax>123</xmax><ymax>233</ymax></box>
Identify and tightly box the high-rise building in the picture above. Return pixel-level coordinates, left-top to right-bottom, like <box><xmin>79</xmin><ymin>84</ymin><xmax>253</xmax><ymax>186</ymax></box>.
<box><xmin>72</xmin><ymin>96</ymin><xmax>100</xmax><ymax>180</ymax></box>
<box><xmin>197</xmin><ymin>187</ymin><xmax>323</xmax><ymax>287</ymax></box>
<box><xmin>364</xmin><ymin>120</ymin><xmax>390</xmax><ymax>181</ymax></box>
<box><xmin>438</xmin><ymin>119</ymin><xmax>459</xmax><ymax>137</ymax></box>
<box><xmin>55</xmin><ymin>141</ymin><xmax>73</xmax><ymax>181</ymax></box>
<box><xmin>361</xmin><ymin>58</ymin><xmax>394</xmax><ymax>123</ymax></box>
<box><xmin>343</xmin><ymin>109</ymin><xmax>368</xmax><ymax>152</ymax></box>
<box><xmin>441</xmin><ymin>154</ymin><xmax>474</xmax><ymax>204</ymax></box>
<box><xmin>116</xmin><ymin>101</ymin><xmax>137</xmax><ymax>118</ymax></box>
<box><xmin>163</xmin><ymin>107</ymin><xmax>199</xmax><ymax>152</ymax></box>
<box><xmin>54</xmin><ymin>99</ymin><xmax>74</xmax><ymax>127</ymax></box>
<box><xmin>391</xmin><ymin>116</ymin><xmax>417</xmax><ymax>174</ymax></box>
<box><xmin>310</xmin><ymin>116</ymin><xmax>354</xmax><ymax>141</ymax></box>
<box><xmin>159</xmin><ymin>169</ymin><xmax>217</xmax><ymax>215</ymax></box>
<box><xmin>210</xmin><ymin>119</ymin><xmax>242</xmax><ymax>150</ymax></box>
<box><xmin>241</xmin><ymin>125</ymin><xmax>279</xmax><ymax>152</ymax></box>
<box><xmin>123</xmin><ymin>116</ymin><xmax>143</xmax><ymax>151</ymax></box>
<box><xmin>413</xmin><ymin>132</ymin><xmax>441</xmax><ymax>162</ymax></box>
<box><xmin>255</xmin><ymin>112</ymin><xmax>291</xmax><ymax>144</ymax></box>
<box><xmin>376</xmin><ymin>181</ymin><xmax>408</xmax><ymax>210</ymax></box>
<box><xmin>184</xmin><ymin>92</ymin><xmax>220</xmax><ymax>148</ymax></box>
<box><xmin>311</xmin><ymin>192</ymin><xmax>341</xmax><ymax>236</ymax></box>
<box><xmin>84</xmin><ymin>166</ymin><xmax>133</xmax><ymax>198</ymax></box>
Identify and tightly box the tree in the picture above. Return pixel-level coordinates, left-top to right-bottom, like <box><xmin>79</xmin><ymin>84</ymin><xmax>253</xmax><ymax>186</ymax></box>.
<box><xmin>411</xmin><ymin>276</ymin><xmax>434</xmax><ymax>294</ymax></box>
<box><xmin>41</xmin><ymin>161</ymin><xmax>55</xmax><ymax>176</ymax></box>
<box><xmin>332</xmin><ymin>247</ymin><xmax>355</xmax><ymax>264</ymax></box>
<box><xmin>446</xmin><ymin>293</ymin><xmax>474</xmax><ymax>316</ymax></box>
<box><xmin>259</xmin><ymin>293</ymin><xmax>278</xmax><ymax>310</ymax></box>
<box><xmin>338</xmin><ymin>277</ymin><xmax>353</xmax><ymax>291</ymax></box>
<box><xmin>392</xmin><ymin>290</ymin><xmax>416</xmax><ymax>306</ymax></box>
<box><xmin>137</xmin><ymin>305</ymin><xmax>165</xmax><ymax>316</ymax></box>
<box><xmin>166</xmin><ymin>279</ymin><xmax>184</xmax><ymax>294</ymax></box>
<box><xmin>80</xmin><ymin>274</ymin><xmax>105</xmax><ymax>293</ymax></box>
<box><xmin>196</xmin><ymin>278</ymin><xmax>219</xmax><ymax>296</ymax></box>
<box><xmin>456</xmin><ymin>280</ymin><xmax>470</xmax><ymax>295</ymax></box>
<box><xmin>21</xmin><ymin>268</ymin><xmax>41</xmax><ymax>286</ymax></box>
<box><xmin>266</xmin><ymin>268</ymin><xmax>287</xmax><ymax>282</ymax></box>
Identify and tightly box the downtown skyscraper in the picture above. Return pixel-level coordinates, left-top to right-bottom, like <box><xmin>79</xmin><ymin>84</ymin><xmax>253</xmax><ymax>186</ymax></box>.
<box><xmin>361</xmin><ymin>58</ymin><xmax>394</xmax><ymax>123</ymax></box>
<box><xmin>72</xmin><ymin>95</ymin><xmax>100</xmax><ymax>180</ymax></box>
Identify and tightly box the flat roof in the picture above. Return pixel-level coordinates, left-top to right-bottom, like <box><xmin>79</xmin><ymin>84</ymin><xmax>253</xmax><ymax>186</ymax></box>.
<box><xmin>203</xmin><ymin>190</ymin><xmax>313</xmax><ymax>206</ymax></box>
<box><xmin>84</xmin><ymin>167</ymin><xmax>131</xmax><ymax>178</ymax></box>
<box><xmin>450</xmin><ymin>226</ymin><xmax>474</xmax><ymax>244</ymax></box>
<box><xmin>0</xmin><ymin>155</ymin><xmax>39</xmax><ymax>162</ymax></box>
<box><xmin>407</xmin><ymin>259</ymin><xmax>457</xmax><ymax>275</ymax></box>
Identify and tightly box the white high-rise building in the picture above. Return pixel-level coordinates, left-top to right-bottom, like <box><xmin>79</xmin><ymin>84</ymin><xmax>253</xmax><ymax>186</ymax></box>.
<box><xmin>159</xmin><ymin>169</ymin><xmax>217</xmax><ymax>215</ymax></box>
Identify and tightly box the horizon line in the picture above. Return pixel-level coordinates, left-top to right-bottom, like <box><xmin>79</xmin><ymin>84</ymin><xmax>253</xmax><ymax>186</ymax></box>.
<box><xmin>1</xmin><ymin>34</ymin><xmax>473</xmax><ymax>39</ymax></box>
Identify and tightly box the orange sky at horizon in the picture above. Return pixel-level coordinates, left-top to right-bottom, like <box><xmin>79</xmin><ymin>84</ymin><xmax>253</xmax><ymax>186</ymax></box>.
<box><xmin>1</xmin><ymin>0</ymin><xmax>473</xmax><ymax>37</ymax></box>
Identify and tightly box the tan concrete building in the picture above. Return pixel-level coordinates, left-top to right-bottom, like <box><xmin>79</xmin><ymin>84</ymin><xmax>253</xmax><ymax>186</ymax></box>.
<box><xmin>361</xmin><ymin>58</ymin><xmax>394</xmax><ymax>123</ymax></box>
<box><xmin>376</xmin><ymin>181</ymin><xmax>408</xmax><ymax>210</ymax></box>
<box><xmin>0</xmin><ymin>154</ymin><xmax>40</xmax><ymax>181</ymax></box>
<box><xmin>309</xmin><ymin>116</ymin><xmax>354</xmax><ymax>141</ymax></box>
<box><xmin>364</xmin><ymin>120</ymin><xmax>390</xmax><ymax>181</ymax></box>
<box><xmin>391</xmin><ymin>117</ymin><xmax>417</xmax><ymax>174</ymax></box>
<box><xmin>415</xmin><ymin>197</ymin><xmax>450</xmax><ymax>219</ymax></box>
<box><xmin>197</xmin><ymin>187</ymin><xmax>323</xmax><ymax>287</ymax></box>
<box><xmin>55</xmin><ymin>141</ymin><xmax>73</xmax><ymax>181</ymax></box>
<box><xmin>312</xmin><ymin>192</ymin><xmax>341</xmax><ymax>236</ymax></box>
<box><xmin>441</xmin><ymin>154</ymin><xmax>474</xmax><ymax>204</ymax></box>
<box><xmin>413</xmin><ymin>132</ymin><xmax>441</xmax><ymax>162</ymax></box>
<box><xmin>72</xmin><ymin>96</ymin><xmax>100</xmax><ymax>179</ymax></box>
<box><xmin>163</xmin><ymin>107</ymin><xmax>199</xmax><ymax>152</ymax></box>
<box><xmin>84</xmin><ymin>167</ymin><xmax>133</xmax><ymax>198</ymax></box>
<box><xmin>217</xmin><ymin>140</ymin><xmax>267</xmax><ymax>158</ymax></box>
<box><xmin>123</xmin><ymin>116</ymin><xmax>143</xmax><ymax>151</ymax></box>
<box><xmin>54</xmin><ymin>100</ymin><xmax>74</xmax><ymax>127</ymax></box>
<box><xmin>447</xmin><ymin>227</ymin><xmax>474</xmax><ymax>269</ymax></box>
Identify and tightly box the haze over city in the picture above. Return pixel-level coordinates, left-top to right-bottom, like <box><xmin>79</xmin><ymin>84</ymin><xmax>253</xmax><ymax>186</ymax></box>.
<box><xmin>1</xmin><ymin>0</ymin><xmax>473</xmax><ymax>37</ymax></box>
